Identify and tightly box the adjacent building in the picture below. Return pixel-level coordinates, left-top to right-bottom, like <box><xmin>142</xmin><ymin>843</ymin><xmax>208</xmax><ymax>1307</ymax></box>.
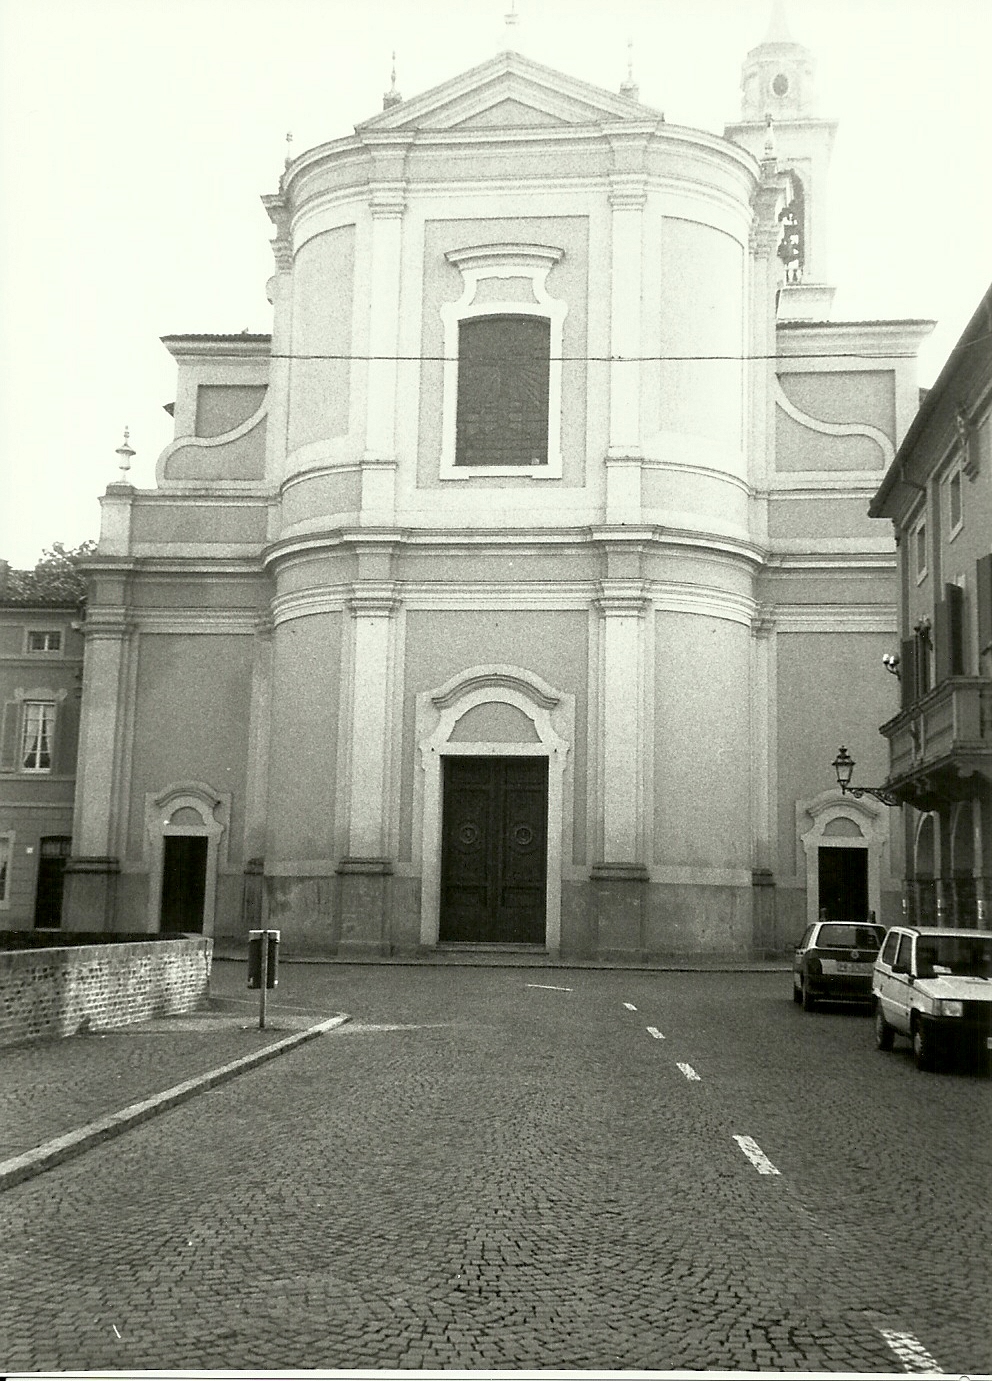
<box><xmin>0</xmin><ymin>560</ymin><xmax>85</xmax><ymax>928</ymax></box>
<box><xmin>63</xmin><ymin>12</ymin><xmax>934</xmax><ymax>958</ymax></box>
<box><xmin>869</xmin><ymin>282</ymin><xmax>992</xmax><ymax>927</ymax></box>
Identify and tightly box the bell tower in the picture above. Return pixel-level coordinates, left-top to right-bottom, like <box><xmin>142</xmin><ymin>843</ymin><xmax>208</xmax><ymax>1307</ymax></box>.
<box><xmin>725</xmin><ymin>0</ymin><xmax>837</xmax><ymax>319</ymax></box>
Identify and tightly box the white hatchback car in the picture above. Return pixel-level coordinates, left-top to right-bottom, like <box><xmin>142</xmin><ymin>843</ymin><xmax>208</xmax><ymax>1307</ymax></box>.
<box><xmin>872</xmin><ymin>926</ymin><xmax>992</xmax><ymax>1071</ymax></box>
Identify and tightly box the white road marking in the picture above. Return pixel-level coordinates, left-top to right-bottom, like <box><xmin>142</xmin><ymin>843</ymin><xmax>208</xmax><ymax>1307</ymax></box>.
<box><xmin>676</xmin><ymin>1062</ymin><xmax>701</xmax><ymax>1081</ymax></box>
<box><xmin>525</xmin><ymin>983</ymin><xmax>573</xmax><ymax>992</ymax></box>
<box><xmin>732</xmin><ymin>1134</ymin><xmax>780</xmax><ymax>1175</ymax></box>
<box><xmin>876</xmin><ymin>1326</ymin><xmax>942</xmax><ymax>1374</ymax></box>
<box><xmin>623</xmin><ymin>1002</ymin><xmax>637</xmax><ymax>1011</ymax></box>
<box><xmin>645</xmin><ymin>1026</ymin><xmax>665</xmax><ymax>1040</ymax></box>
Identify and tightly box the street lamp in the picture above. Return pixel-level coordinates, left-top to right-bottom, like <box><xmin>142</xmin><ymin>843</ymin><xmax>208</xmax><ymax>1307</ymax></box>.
<box><xmin>832</xmin><ymin>746</ymin><xmax>901</xmax><ymax>807</ymax></box>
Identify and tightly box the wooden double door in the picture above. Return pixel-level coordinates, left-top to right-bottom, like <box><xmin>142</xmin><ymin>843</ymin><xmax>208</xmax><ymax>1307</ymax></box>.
<box><xmin>439</xmin><ymin>756</ymin><xmax>548</xmax><ymax>945</ymax></box>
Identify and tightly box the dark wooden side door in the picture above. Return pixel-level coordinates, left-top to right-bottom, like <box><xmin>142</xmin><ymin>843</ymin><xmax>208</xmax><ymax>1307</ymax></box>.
<box><xmin>817</xmin><ymin>846</ymin><xmax>869</xmax><ymax>922</ymax></box>
<box><xmin>440</xmin><ymin>756</ymin><xmax>548</xmax><ymax>944</ymax></box>
<box><xmin>33</xmin><ymin>836</ymin><xmax>72</xmax><ymax>927</ymax></box>
<box><xmin>160</xmin><ymin>835</ymin><xmax>208</xmax><ymax>932</ymax></box>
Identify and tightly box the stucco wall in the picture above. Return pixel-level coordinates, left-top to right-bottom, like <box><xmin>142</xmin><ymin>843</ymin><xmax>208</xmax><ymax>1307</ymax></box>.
<box><xmin>288</xmin><ymin>224</ymin><xmax>356</xmax><ymax>452</ymax></box>
<box><xmin>653</xmin><ymin>612</ymin><xmax>751</xmax><ymax>870</ymax></box>
<box><xmin>265</xmin><ymin>613</ymin><xmax>343</xmax><ymax>863</ymax></box>
<box><xmin>126</xmin><ymin>635</ymin><xmax>254</xmax><ymax>864</ymax></box>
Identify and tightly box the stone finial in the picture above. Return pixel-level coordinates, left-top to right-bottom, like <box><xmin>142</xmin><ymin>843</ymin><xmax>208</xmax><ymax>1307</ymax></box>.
<box><xmin>284</xmin><ymin>131</ymin><xmax>293</xmax><ymax>169</ymax></box>
<box><xmin>382</xmin><ymin>52</ymin><xmax>403</xmax><ymax>108</ymax></box>
<box><xmin>115</xmin><ymin>427</ymin><xmax>135</xmax><ymax>479</ymax></box>
<box><xmin>503</xmin><ymin>0</ymin><xmax>520</xmax><ymax>48</ymax></box>
<box><xmin>619</xmin><ymin>38</ymin><xmax>639</xmax><ymax>100</ymax></box>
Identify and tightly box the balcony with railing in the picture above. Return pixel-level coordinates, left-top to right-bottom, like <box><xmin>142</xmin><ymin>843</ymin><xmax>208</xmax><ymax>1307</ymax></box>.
<box><xmin>880</xmin><ymin>676</ymin><xmax>992</xmax><ymax>808</ymax></box>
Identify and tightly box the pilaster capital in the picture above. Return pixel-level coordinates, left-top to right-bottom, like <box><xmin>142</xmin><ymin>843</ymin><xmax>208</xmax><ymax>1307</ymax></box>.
<box><xmin>81</xmin><ymin>607</ymin><xmax>134</xmax><ymax>641</ymax></box>
<box><xmin>751</xmin><ymin>604</ymin><xmax>776</xmax><ymax>639</ymax></box>
<box><xmin>262</xmin><ymin>192</ymin><xmax>293</xmax><ymax>271</ymax></box>
<box><xmin>595</xmin><ymin>580</ymin><xmax>650</xmax><ymax>617</ymax></box>
<box><xmin>369</xmin><ymin>184</ymin><xmax>406</xmax><ymax>219</ymax></box>
<box><xmin>347</xmin><ymin>582</ymin><xmax>401</xmax><ymax>618</ymax></box>
<box><xmin>608</xmin><ymin>176</ymin><xmax>648</xmax><ymax>213</ymax></box>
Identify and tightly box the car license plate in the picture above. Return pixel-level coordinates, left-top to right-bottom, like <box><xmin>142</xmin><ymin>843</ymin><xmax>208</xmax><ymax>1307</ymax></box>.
<box><xmin>986</xmin><ymin>1036</ymin><xmax>992</xmax><ymax>1051</ymax></box>
<box><xmin>835</xmin><ymin>962</ymin><xmax>866</xmax><ymax>975</ymax></box>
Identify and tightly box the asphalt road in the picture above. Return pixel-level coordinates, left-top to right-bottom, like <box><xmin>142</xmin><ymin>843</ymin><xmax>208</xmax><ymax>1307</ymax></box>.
<box><xmin>2</xmin><ymin>964</ymin><xmax>990</xmax><ymax>1374</ymax></box>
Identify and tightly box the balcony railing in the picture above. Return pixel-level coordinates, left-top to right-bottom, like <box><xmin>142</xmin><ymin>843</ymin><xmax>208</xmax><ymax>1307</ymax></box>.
<box><xmin>881</xmin><ymin>677</ymin><xmax>992</xmax><ymax>798</ymax></box>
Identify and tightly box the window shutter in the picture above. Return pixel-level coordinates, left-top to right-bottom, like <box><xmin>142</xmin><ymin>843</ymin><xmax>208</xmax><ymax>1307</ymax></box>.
<box><xmin>900</xmin><ymin>638</ymin><xmax>917</xmax><ymax>709</ymax></box>
<box><xmin>947</xmin><ymin>583</ymin><xmax>965</xmax><ymax>675</ymax></box>
<box><xmin>934</xmin><ymin>590</ymin><xmax>951</xmax><ymax>682</ymax></box>
<box><xmin>0</xmin><ymin>702</ymin><xmax>20</xmax><ymax>771</ymax></box>
<box><xmin>977</xmin><ymin>553</ymin><xmax>992</xmax><ymax>661</ymax></box>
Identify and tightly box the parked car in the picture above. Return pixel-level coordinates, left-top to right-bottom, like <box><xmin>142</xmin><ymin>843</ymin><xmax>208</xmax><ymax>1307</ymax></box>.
<box><xmin>793</xmin><ymin>920</ymin><xmax>887</xmax><ymax>1010</ymax></box>
<box><xmin>872</xmin><ymin>926</ymin><xmax>992</xmax><ymax>1071</ymax></box>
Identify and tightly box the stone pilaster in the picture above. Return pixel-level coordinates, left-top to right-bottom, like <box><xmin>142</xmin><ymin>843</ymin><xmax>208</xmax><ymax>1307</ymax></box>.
<box><xmin>63</xmin><ymin>606</ymin><xmax>132</xmax><ymax>930</ymax></box>
<box><xmin>360</xmin><ymin>136</ymin><xmax>410</xmax><ymax>522</ymax></box>
<box><xmin>592</xmin><ymin>578</ymin><xmax>650</xmax><ymax>959</ymax></box>
<box><xmin>336</xmin><ymin>582</ymin><xmax>400</xmax><ymax>956</ymax></box>
<box><xmin>603</xmin><ymin>127</ymin><xmax>651</xmax><ymax>523</ymax></box>
<box><xmin>262</xmin><ymin>192</ymin><xmax>294</xmax><ymax>482</ymax></box>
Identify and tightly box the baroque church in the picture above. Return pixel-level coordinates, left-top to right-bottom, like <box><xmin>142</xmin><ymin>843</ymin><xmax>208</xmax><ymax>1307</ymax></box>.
<box><xmin>63</xmin><ymin>9</ymin><xmax>933</xmax><ymax>959</ymax></box>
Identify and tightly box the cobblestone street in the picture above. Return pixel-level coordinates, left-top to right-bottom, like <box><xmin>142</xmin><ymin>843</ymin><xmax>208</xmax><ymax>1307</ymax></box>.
<box><xmin>2</xmin><ymin>962</ymin><xmax>990</xmax><ymax>1374</ymax></box>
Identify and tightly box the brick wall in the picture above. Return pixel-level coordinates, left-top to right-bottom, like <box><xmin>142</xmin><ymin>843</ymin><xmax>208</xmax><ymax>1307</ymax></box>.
<box><xmin>0</xmin><ymin>937</ymin><xmax>212</xmax><ymax>1047</ymax></box>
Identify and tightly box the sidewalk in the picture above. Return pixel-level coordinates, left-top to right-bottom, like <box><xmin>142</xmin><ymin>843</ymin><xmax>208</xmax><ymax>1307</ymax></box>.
<box><xmin>0</xmin><ymin>988</ymin><xmax>348</xmax><ymax>1191</ymax></box>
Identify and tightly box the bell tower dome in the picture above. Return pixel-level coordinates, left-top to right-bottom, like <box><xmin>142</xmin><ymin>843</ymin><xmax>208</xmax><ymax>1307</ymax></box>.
<box><xmin>725</xmin><ymin>0</ymin><xmax>837</xmax><ymax>319</ymax></box>
<box><xmin>740</xmin><ymin>0</ymin><xmax>818</xmax><ymax>120</ymax></box>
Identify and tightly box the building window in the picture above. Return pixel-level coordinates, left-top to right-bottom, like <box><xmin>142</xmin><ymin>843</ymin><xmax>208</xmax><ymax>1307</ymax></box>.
<box><xmin>27</xmin><ymin>629</ymin><xmax>62</xmax><ymax>653</ymax></box>
<box><xmin>440</xmin><ymin>243</ymin><xmax>566</xmax><ymax>480</ymax></box>
<box><xmin>947</xmin><ymin>466</ymin><xmax>963</xmax><ymax>537</ymax></box>
<box><xmin>455</xmin><ymin>316</ymin><xmax>550</xmax><ymax>468</ymax></box>
<box><xmin>0</xmin><ymin>832</ymin><xmax>11</xmax><ymax>906</ymax></box>
<box><xmin>21</xmin><ymin>701</ymin><xmax>56</xmax><ymax>772</ymax></box>
<box><xmin>914</xmin><ymin>519</ymin><xmax>928</xmax><ymax>583</ymax></box>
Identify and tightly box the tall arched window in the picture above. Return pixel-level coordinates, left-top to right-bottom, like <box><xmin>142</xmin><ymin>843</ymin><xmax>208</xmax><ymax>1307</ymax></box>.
<box><xmin>455</xmin><ymin>315</ymin><xmax>551</xmax><ymax>468</ymax></box>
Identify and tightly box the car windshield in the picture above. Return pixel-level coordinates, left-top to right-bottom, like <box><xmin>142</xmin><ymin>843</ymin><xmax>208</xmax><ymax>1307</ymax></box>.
<box><xmin>817</xmin><ymin>924</ymin><xmax>886</xmax><ymax>951</ymax></box>
<box><xmin>915</xmin><ymin>936</ymin><xmax>992</xmax><ymax>979</ymax></box>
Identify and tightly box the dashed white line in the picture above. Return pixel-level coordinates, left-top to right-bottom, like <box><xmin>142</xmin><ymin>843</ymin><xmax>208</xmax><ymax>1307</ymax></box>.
<box><xmin>876</xmin><ymin>1326</ymin><xmax>942</xmax><ymax>1374</ymax></box>
<box><xmin>645</xmin><ymin>1026</ymin><xmax>665</xmax><ymax>1040</ymax></box>
<box><xmin>676</xmin><ymin>1062</ymin><xmax>701</xmax><ymax>1081</ymax></box>
<box><xmin>623</xmin><ymin>1002</ymin><xmax>637</xmax><ymax>1011</ymax></box>
<box><xmin>525</xmin><ymin>983</ymin><xmax>573</xmax><ymax>992</ymax></box>
<box><xmin>732</xmin><ymin>1134</ymin><xmax>780</xmax><ymax>1175</ymax></box>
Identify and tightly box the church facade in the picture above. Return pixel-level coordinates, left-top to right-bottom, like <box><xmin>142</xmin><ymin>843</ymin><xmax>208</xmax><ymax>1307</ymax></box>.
<box><xmin>64</xmin><ymin>19</ymin><xmax>933</xmax><ymax>959</ymax></box>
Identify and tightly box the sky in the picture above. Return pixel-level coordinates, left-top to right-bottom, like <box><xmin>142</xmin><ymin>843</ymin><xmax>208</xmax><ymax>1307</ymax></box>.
<box><xmin>0</xmin><ymin>0</ymin><xmax>989</xmax><ymax>569</ymax></box>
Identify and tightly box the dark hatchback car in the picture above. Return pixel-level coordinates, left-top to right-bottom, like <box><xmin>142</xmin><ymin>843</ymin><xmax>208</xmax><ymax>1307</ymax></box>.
<box><xmin>793</xmin><ymin>920</ymin><xmax>887</xmax><ymax>1010</ymax></box>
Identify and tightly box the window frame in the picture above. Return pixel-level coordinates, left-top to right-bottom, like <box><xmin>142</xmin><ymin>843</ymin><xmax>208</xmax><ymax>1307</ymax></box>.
<box><xmin>946</xmin><ymin>461</ymin><xmax>963</xmax><ymax>540</ymax></box>
<box><xmin>25</xmin><ymin>627</ymin><xmax>63</xmax><ymax>654</ymax></box>
<box><xmin>20</xmin><ymin>699</ymin><xmax>57</xmax><ymax>774</ymax></box>
<box><xmin>913</xmin><ymin>516</ymin><xmax>928</xmax><ymax>584</ymax></box>
<box><xmin>440</xmin><ymin>243</ymin><xmax>566</xmax><ymax>482</ymax></box>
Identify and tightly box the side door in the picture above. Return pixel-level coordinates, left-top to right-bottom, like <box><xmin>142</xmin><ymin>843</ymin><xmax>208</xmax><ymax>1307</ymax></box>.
<box><xmin>887</xmin><ymin>931</ymin><xmax>916</xmax><ymax>1034</ymax></box>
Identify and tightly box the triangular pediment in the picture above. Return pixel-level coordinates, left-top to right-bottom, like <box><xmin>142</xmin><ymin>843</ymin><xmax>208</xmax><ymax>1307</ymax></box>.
<box><xmin>357</xmin><ymin>51</ymin><xmax>663</xmax><ymax>134</ymax></box>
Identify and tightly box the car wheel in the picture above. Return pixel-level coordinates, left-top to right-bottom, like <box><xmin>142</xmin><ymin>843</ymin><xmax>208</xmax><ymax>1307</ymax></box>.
<box><xmin>913</xmin><ymin>1018</ymin><xmax>936</xmax><ymax>1072</ymax></box>
<box><xmin>874</xmin><ymin>1003</ymin><xmax>894</xmax><ymax>1051</ymax></box>
<box><xmin>801</xmin><ymin>979</ymin><xmax>816</xmax><ymax>1012</ymax></box>
<box><xmin>793</xmin><ymin>975</ymin><xmax>802</xmax><ymax>1004</ymax></box>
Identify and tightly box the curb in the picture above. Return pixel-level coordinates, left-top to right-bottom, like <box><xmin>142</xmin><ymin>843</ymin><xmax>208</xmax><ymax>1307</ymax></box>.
<box><xmin>212</xmin><ymin>953</ymin><xmax>792</xmax><ymax>973</ymax></box>
<box><xmin>0</xmin><ymin>1013</ymin><xmax>350</xmax><ymax>1193</ymax></box>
